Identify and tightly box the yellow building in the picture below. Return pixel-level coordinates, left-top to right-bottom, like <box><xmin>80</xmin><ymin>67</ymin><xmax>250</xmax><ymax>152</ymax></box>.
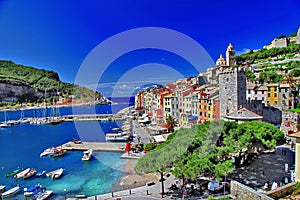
<box><xmin>266</xmin><ymin>83</ymin><xmax>279</xmax><ymax>106</ymax></box>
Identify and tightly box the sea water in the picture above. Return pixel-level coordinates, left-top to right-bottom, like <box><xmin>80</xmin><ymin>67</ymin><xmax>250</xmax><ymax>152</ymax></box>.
<box><xmin>0</xmin><ymin>98</ymin><xmax>134</xmax><ymax>199</ymax></box>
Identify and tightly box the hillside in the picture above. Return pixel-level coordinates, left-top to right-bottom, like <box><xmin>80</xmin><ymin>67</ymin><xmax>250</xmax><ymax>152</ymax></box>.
<box><xmin>236</xmin><ymin>42</ymin><xmax>300</xmax><ymax>84</ymax></box>
<box><xmin>0</xmin><ymin>60</ymin><xmax>109</xmax><ymax>106</ymax></box>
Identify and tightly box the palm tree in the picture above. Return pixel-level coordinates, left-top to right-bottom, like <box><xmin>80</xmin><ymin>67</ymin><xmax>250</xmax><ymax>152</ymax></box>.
<box><xmin>166</xmin><ymin>115</ymin><xmax>176</xmax><ymax>133</ymax></box>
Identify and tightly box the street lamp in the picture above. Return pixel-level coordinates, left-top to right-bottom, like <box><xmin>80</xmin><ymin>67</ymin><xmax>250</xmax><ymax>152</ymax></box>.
<box><xmin>223</xmin><ymin>172</ymin><xmax>227</xmax><ymax>195</ymax></box>
<box><xmin>64</xmin><ymin>188</ymin><xmax>67</xmax><ymax>200</ymax></box>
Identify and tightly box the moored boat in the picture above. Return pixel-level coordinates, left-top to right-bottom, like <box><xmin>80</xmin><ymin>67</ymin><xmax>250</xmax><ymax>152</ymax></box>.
<box><xmin>1</xmin><ymin>186</ymin><xmax>20</xmax><ymax>198</ymax></box>
<box><xmin>106</xmin><ymin>132</ymin><xmax>130</xmax><ymax>142</ymax></box>
<box><xmin>36</xmin><ymin>190</ymin><xmax>53</xmax><ymax>200</ymax></box>
<box><xmin>14</xmin><ymin>168</ymin><xmax>30</xmax><ymax>179</ymax></box>
<box><xmin>82</xmin><ymin>149</ymin><xmax>93</xmax><ymax>161</ymax></box>
<box><xmin>0</xmin><ymin>185</ymin><xmax>6</xmax><ymax>192</ymax></box>
<box><xmin>6</xmin><ymin>168</ymin><xmax>20</xmax><ymax>177</ymax></box>
<box><xmin>23</xmin><ymin>184</ymin><xmax>42</xmax><ymax>197</ymax></box>
<box><xmin>46</xmin><ymin>168</ymin><xmax>63</xmax><ymax>179</ymax></box>
<box><xmin>23</xmin><ymin>168</ymin><xmax>37</xmax><ymax>179</ymax></box>
<box><xmin>36</xmin><ymin>170</ymin><xmax>46</xmax><ymax>177</ymax></box>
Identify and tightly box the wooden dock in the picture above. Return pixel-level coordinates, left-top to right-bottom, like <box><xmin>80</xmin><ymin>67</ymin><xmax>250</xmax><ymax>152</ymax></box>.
<box><xmin>60</xmin><ymin>141</ymin><xmax>126</xmax><ymax>152</ymax></box>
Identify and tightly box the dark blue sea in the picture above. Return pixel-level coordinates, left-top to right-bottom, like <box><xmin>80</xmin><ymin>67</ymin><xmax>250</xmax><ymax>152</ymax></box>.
<box><xmin>0</xmin><ymin>97</ymin><xmax>134</xmax><ymax>199</ymax></box>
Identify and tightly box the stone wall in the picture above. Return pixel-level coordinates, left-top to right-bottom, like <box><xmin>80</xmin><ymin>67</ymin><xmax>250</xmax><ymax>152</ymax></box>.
<box><xmin>265</xmin><ymin>182</ymin><xmax>296</xmax><ymax>199</ymax></box>
<box><xmin>230</xmin><ymin>180</ymin><xmax>274</xmax><ymax>200</ymax></box>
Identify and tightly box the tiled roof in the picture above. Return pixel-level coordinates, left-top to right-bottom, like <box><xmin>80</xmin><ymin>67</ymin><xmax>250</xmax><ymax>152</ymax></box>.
<box><xmin>225</xmin><ymin>108</ymin><xmax>263</xmax><ymax>120</ymax></box>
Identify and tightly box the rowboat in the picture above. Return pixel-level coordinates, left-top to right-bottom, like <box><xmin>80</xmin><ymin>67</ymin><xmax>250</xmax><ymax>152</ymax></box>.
<box><xmin>1</xmin><ymin>186</ymin><xmax>20</xmax><ymax>198</ymax></box>
<box><xmin>36</xmin><ymin>190</ymin><xmax>53</xmax><ymax>200</ymax></box>
<box><xmin>46</xmin><ymin>168</ymin><xmax>63</xmax><ymax>179</ymax></box>
<box><xmin>36</xmin><ymin>170</ymin><xmax>46</xmax><ymax>177</ymax></box>
<box><xmin>82</xmin><ymin>149</ymin><xmax>93</xmax><ymax>161</ymax></box>
<box><xmin>23</xmin><ymin>168</ymin><xmax>37</xmax><ymax>179</ymax></box>
<box><xmin>14</xmin><ymin>168</ymin><xmax>30</xmax><ymax>179</ymax></box>
<box><xmin>6</xmin><ymin>168</ymin><xmax>20</xmax><ymax>177</ymax></box>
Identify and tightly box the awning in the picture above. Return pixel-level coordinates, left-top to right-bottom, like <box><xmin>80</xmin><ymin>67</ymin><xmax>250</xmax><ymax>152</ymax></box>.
<box><xmin>153</xmin><ymin>135</ymin><xmax>166</xmax><ymax>143</ymax></box>
<box><xmin>188</xmin><ymin>115</ymin><xmax>198</xmax><ymax>120</ymax></box>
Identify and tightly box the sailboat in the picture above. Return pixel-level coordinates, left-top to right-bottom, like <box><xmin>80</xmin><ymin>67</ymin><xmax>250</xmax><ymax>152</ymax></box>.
<box><xmin>0</xmin><ymin>110</ymin><xmax>11</xmax><ymax>128</ymax></box>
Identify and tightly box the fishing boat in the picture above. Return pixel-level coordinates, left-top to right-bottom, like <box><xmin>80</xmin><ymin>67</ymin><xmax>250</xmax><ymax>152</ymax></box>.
<box><xmin>14</xmin><ymin>168</ymin><xmax>30</xmax><ymax>179</ymax></box>
<box><xmin>82</xmin><ymin>149</ymin><xmax>93</xmax><ymax>161</ymax></box>
<box><xmin>105</xmin><ymin>131</ymin><xmax>130</xmax><ymax>142</ymax></box>
<box><xmin>23</xmin><ymin>168</ymin><xmax>37</xmax><ymax>179</ymax></box>
<box><xmin>36</xmin><ymin>170</ymin><xmax>46</xmax><ymax>177</ymax></box>
<box><xmin>6</xmin><ymin>168</ymin><xmax>20</xmax><ymax>177</ymax></box>
<box><xmin>1</xmin><ymin>186</ymin><xmax>20</xmax><ymax>198</ymax></box>
<box><xmin>46</xmin><ymin>168</ymin><xmax>63</xmax><ymax>179</ymax></box>
<box><xmin>36</xmin><ymin>190</ymin><xmax>53</xmax><ymax>200</ymax></box>
<box><xmin>24</xmin><ymin>184</ymin><xmax>42</xmax><ymax>197</ymax></box>
<box><xmin>0</xmin><ymin>185</ymin><xmax>6</xmax><ymax>192</ymax></box>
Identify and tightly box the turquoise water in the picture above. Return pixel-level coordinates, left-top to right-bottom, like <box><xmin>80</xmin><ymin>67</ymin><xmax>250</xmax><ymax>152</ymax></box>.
<box><xmin>0</xmin><ymin>101</ymin><xmax>133</xmax><ymax>199</ymax></box>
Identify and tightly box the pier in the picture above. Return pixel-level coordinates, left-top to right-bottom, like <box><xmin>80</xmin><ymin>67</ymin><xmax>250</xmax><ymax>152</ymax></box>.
<box><xmin>62</xmin><ymin>114</ymin><xmax>125</xmax><ymax>122</ymax></box>
<box><xmin>60</xmin><ymin>141</ymin><xmax>126</xmax><ymax>152</ymax></box>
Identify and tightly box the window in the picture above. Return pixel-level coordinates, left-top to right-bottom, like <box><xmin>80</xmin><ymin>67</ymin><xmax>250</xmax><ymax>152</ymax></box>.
<box><xmin>255</xmin><ymin>97</ymin><xmax>258</xmax><ymax>100</ymax></box>
<box><xmin>255</xmin><ymin>91</ymin><xmax>257</xmax><ymax>95</ymax></box>
<box><xmin>285</xmin><ymin>88</ymin><xmax>288</xmax><ymax>93</ymax></box>
<box><xmin>262</xmin><ymin>91</ymin><xmax>265</xmax><ymax>94</ymax></box>
<box><xmin>208</xmin><ymin>114</ymin><xmax>211</xmax><ymax>118</ymax></box>
<box><xmin>275</xmin><ymin>101</ymin><xmax>277</xmax><ymax>104</ymax></box>
<box><xmin>268</xmin><ymin>87</ymin><xmax>271</xmax><ymax>92</ymax></box>
<box><xmin>248</xmin><ymin>90</ymin><xmax>251</xmax><ymax>94</ymax></box>
<box><xmin>274</xmin><ymin>87</ymin><xmax>277</xmax><ymax>92</ymax></box>
<box><xmin>262</xmin><ymin>97</ymin><xmax>265</xmax><ymax>101</ymax></box>
<box><xmin>268</xmin><ymin>93</ymin><xmax>271</xmax><ymax>97</ymax></box>
<box><xmin>274</xmin><ymin>93</ymin><xmax>277</xmax><ymax>97</ymax></box>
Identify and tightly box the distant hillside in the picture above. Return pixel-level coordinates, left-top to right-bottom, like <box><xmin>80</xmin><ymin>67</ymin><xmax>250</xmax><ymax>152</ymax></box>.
<box><xmin>0</xmin><ymin>60</ymin><xmax>109</xmax><ymax>104</ymax></box>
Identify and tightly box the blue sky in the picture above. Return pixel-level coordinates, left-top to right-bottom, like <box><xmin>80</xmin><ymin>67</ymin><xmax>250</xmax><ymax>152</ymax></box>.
<box><xmin>0</xmin><ymin>0</ymin><xmax>299</xmax><ymax>96</ymax></box>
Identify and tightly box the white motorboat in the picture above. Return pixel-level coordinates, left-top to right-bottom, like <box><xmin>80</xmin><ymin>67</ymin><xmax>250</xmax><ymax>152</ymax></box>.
<box><xmin>40</xmin><ymin>147</ymin><xmax>57</xmax><ymax>157</ymax></box>
<box><xmin>14</xmin><ymin>168</ymin><xmax>30</xmax><ymax>179</ymax></box>
<box><xmin>46</xmin><ymin>168</ymin><xmax>63</xmax><ymax>179</ymax></box>
<box><xmin>36</xmin><ymin>190</ymin><xmax>53</xmax><ymax>200</ymax></box>
<box><xmin>106</xmin><ymin>132</ymin><xmax>130</xmax><ymax>142</ymax></box>
<box><xmin>82</xmin><ymin>149</ymin><xmax>93</xmax><ymax>161</ymax></box>
<box><xmin>0</xmin><ymin>185</ymin><xmax>6</xmax><ymax>191</ymax></box>
<box><xmin>1</xmin><ymin>186</ymin><xmax>20</xmax><ymax>198</ymax></box>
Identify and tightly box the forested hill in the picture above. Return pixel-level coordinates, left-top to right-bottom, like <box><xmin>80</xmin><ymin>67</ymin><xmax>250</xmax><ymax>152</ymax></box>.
<box><xmin>0</xmin><ymin>60</ymin><xmax>108</xmax><ymax>104</ymax></box>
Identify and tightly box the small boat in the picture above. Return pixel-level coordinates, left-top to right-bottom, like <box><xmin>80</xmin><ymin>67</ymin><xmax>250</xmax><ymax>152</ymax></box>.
<box><xmin>0</xmin><ymin>185</ymin><xmax>6</xmax><ymax>192</ymax></box>
<box><xmin>82</xmin><ymin>149</ymin><xmax>93</xmax><ymax>161</ymax></box>
<box><xmin>40</xmin><ymin>147</ymin><xmax>59</xmax><ymax>157</ymax></box>
<box><xmin>36</xmin><ymin>190</ymin><xmax>53</xmax><ymax>200</ymax></box>
<box><xmin>24</xmin><ymin>184</ymin><xmax>42</xmax><ymax>197</ymax></box>
<box><xmin>6</xmin><ymin>168</ymin><xmax>20</xmax><ymax>177</ymax></box>
<box><xmin>105</xmin><ymin>132</ymin><xmax>130</xmax><ymax>142</ymax></box>
<box><xmin>1</xmin><ymin>186</ymin><xmax>20</xmax><ymax>198</ymax></box>
<box><xmin>50</xmin><ymin>149</ymin><xmax>67</xmax><ymax>157</ymax></box>
<box><xmin>23</xmin><ymin>168</ymin><xmax>37</xmax><ymax>179</ymax></box>
<box><xmin>14</xmin><ymin>168</ymin><xmax>30</xmax><ymax>179</ymax></box>
<box><xmin>36</xmin><ymin>170</ymin><xmax>46</xmax><ymax>177</ymax></box>
<box><xmin>46</xmin><ymin>168</ymin><xmax>63</xmax><ymax>179</ymax></box>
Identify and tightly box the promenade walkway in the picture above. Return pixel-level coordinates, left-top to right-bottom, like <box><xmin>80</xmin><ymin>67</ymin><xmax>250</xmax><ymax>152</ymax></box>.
<box><xmin>77</xmin><ymin>173</ymin><xmax>176</xmax><ymax>200</ymax></box>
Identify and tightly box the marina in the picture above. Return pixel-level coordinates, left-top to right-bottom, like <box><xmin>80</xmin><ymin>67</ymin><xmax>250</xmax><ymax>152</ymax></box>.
<box><xmin>0</xmin><ymin>102</ymin><xmax>135</xmax><ymax>199</ymax></box>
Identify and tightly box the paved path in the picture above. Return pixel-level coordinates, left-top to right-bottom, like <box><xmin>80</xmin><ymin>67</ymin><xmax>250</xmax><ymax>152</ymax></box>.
<box><xmin>83</xmin><ymin>174</ymin><xmax>177</xmax><ymax>200</ymax></box>
<box><xmin>132</xmin><ymin>120</ymin><xmax>151</xmax><ymax>144</ymax></box>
